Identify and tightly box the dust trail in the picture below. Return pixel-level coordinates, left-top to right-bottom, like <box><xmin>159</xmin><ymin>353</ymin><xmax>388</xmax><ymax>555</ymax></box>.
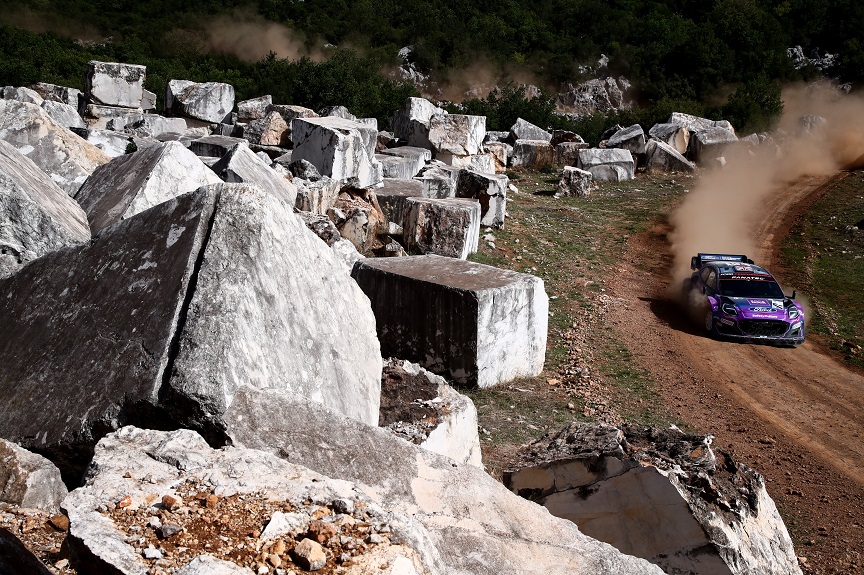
<box><xmin>669</xmin><ymin>85</ymin><xmax>864</xmax><ymax>283</ymax></box>
<box><xmin>203</xmin><ymin>14</ymin><xmax>326</xmax><ymax>62</ymax></box>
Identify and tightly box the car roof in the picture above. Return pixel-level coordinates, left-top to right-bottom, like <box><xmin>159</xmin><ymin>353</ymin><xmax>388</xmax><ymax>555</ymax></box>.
<box><xmin>704</xmin><ymin>261</ymin><xmax>775</xmax><ymax>280</ymax></box>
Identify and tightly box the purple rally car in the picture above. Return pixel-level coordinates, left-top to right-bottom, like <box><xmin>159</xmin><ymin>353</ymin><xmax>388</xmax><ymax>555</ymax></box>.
<box><xmin>683</xmin><ymin>253</ymin><xmax>805</xmax><ymax>346</ymax></box>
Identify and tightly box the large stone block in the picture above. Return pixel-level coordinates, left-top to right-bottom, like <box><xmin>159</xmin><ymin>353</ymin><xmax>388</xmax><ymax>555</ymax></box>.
<box><xmin>40</xmin><ymin>100</ymin><xmax>85</xmax><ymax>129</ymax></box>
<box><xmin>0</xmin><ymin>139</ymin><xmax>90</xmax><ymax>278</ymax></box>
<box><xmin>294</xmin><ymin>176</ymin><xmax>340</xmax><ymax>215</ymax></box>
<box><xmin>648</xmin><ymin>123</ymin><xmax>690</xmax><ymax>155</ymax></box>
<box><xmin>428</xmin><ymin>114</ymin><xmax>485</xmax><ymax>156</ymax></box>
<box><xmin>291</xmin><ymin>117</ymin><xmax>381</xmax><ymax>188</ymax></box>
<box><xmin>82</xmin><ymin>104</ymin><xmax>144</xmax><ymax>131</ymax></box>
<box><xmin>577</xmin><ymin>148</ymin><xmax>635</xmax><ymax>182</ymax></box>
<box><xmin>32</xmin><ymin>82</ymin><xmax>82</xmax><ymax>107</ymax></box>
<box><xmin>555</xmin><ymin>141</ymin><xmax>590</xmax><ymax>166</ymax></box>
<box><xmin>645</xmin><ymin>139</ymin><xmax>695</xmax><ymax>174</ymax></box>
<box><xmin>0</xmin><ymin>440</ymin><xmax>67</xmax><ymax>513</ymax></box>
<box><xmin>691</xmin><ymin>127</ymin><xmax>739</xmax><ymax>164</ymax></box>
<box><xmin>351</xmin><ymin>255</ymin><xmax>547</xmax><ymax>387</ymax></box>
<box><xmin>390</xmin><ymin>97</ymin><xmax>447</xmax><ymax>150</ymax></box>
<box><xmin>376</xmin><ymin>153</ymin><xmax>422</xmax><ymax>180</ymax></box>
<box><xmin>509</xmin><ymin>117</ymin><xmax>551</xmax><ymax>142</ymax></box>
<box><xmin>210</xmin><ymin>142</ymin><xmax>298</xmax><ymax>207</ymax></box>
<box><xmin>85</xmin><ymin>61</ymin><xmax>146</xmax><ymax>109</ymax></box>
<box><xmin>0</xmin><ymin>184</ymin><xmax>381</xmax><ymax>479</ymax></box>
<box><xmin>435</xmin><ymin>151</ymin><xmax>496</xmax><ymax>173</ymax></box>
<box><xmin>378</xmin><ymin>146</ymin><xmax>431</xmax><ymax>177</ymax></box>
<box><xmin>510</xmin><ymin>140</ymin><xmax>555</xmax><ymax>169</ymax></box>
<box><xmin>75</xmin><ymin>140</ymin><xmax>222</xmax><ymax>234</ymax></box>
<box><xmin>237</xmin><ymin>95</ymin><xmax>272</xmax><ymax>122</ymax></box>
<box><xmin>557</xmin><ymin>166</ymin><xmax>594</xmax><ymax>197</ymax></box>
<box><xmin>668</xmin><ymin>112</ymin><xmax>735</xmax><ymax>136</ymax></box>
<box><xmin>166</xmin><ymin>80</ymin><xmax>235</xmax><ymax>124</ymax></box>
<box><xmin>402</xmin><ymin>197</ymin><xmax>480</xmax><ymax>259</ymax></box>
<box><xmin>484</xmin><ymin>142</ymin><xmax>511</xmax><ymax>172</ymax></box>
<box><xmin>606</xmin><ymin>124</ymin><xmax>646</xmax><ymax>155</ymax></box>
<box><xmin>188</xmin><ymin>135</ymin><xmax>246</xmax><ymax>159</ymax></box>
<box><xmin>414</xmin><ymin>165</ymin><xmax>460</xmax><ymax>199</ymax></box>
<box><xmin>0</xmin><ymin>100</ymin><xmax>110</xmax><ymax>196</ymax></box>
<box><xmin>375</xmin><ymin>178</ymin><xmax>424</xmax><ymax>226</ymax></box>
<box><xmin>241</xmin><ymin>110</ymin><xmax>289</xmax><ymax>146</ymax></box>
<box><xmin>126</xmin><ymin>114</ymin><xmax>187</xmax><ymax>138</ymax></box>
<box><xmin>456</xmin><ymin>170</ymin><xmax>508</xmax><ymax>228</ymax></box>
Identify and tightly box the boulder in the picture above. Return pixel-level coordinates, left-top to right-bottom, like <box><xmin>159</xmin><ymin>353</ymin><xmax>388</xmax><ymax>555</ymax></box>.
<box><xmin>237</xmin><ymin>95</ymin><xmax>272</xmax><ymax>122</ymax></box>
<box><xmin>648</xmin><ymin>123</ymin><xmax>690</xmax><ymax>155</ymax></box>
<box><xmin>126</xmin><ymin>114</ymin><xmax>187</xmax><ymax>138</ymax></box>
<box><xmin>645</xmin><ymin>139</ymin><xmax>695</xmax><ymax>174</ymax></box>
<box><xmin>330</xmin><ymin>188</ymin><xmax>386</xmax><ymax>254</ymax></box>
<box><xmin>402</xmin><ymin>197</ymin><xmax>480</xmax><ymax>259</ymax></box>
<box><xmin>427</xmin><ymin>114</ymin><xmax>485</xmax><ymax>156</ymax></box>
<box><xmin>414</xmin><ymin>165</ymin><xmax>460</xmax><ymax>199</ymax></box>
<box><xmin>320</xmin><ymin>105</ymin><xmax>356</xmax><ymax>121</ymax></box>
<box><xmin>2</xmin><ymin>86</ymin><xmax>44</xmax><ymax>105</ymax></box>
<box><xmin>390</xmin><ymin>97</ymin><xmax>447</xmax><ymax>150</ymax></box>
<box><xmin>380</xmin><ymin>359</ymin><xmax>482</xmax><ymax>466</ymax></box>
<box><xmin>504</xmin><ymin>424</ymin><xmax>802</xmax><ymax>575</ymax></box>
<box><xmin>85</xmin><ymin>61</ymin><xmax>145</xmax><ymax>109</ymax></box>
<box><xmin>31</xmin><ymin>82</ymin><xmax>82</xmax><ymax>107</ymax></box>
<box><xmin>606</xmin><ymin>124</ymin><xmax>646</xmax><ymax>156</ymax></box>
<box><xmin>556</xmin><ymin>166</ymin><xmax>594</xmax><ymax>197</ymax></box>
<box><xmin>166</xmin><ymin>80</ymin><xmax>235</xmax><ymax>124</ymax></box>
<box><xmin>435</xmin><ymin>151</ymin><xmax>496</xmax><ymax>173</ymax></box>
<box><xmin>484</xmin><ymin>142</ymin><xmax>511</xmax><ymax>172</ymax></box>
<box><xmin>268</xmin><ymin>104</ymin><xmax>318</xmax><ymax>123</ymax></box>
<box><xmin>577</xmin><ymin>149</ymin><xmax>635</xmax><ymax>182</ymax></box>
<box><xmin>141</xmin><ymin>89</ymin><xmax>156</xmax><ymax>112</ymax></box>
<box><xmin>378</xmin><ymin>146</ymin><xmax>431</xmax><ymax>177</ymax></box>
<box><xmin>509</xmin><ymin>118</ymin><xmax>552</xmax><ymax>142</ymax></box>
<box><xmin>0</xmin><ymin>139</ymin><xmax>90</xmax><ymax>277</ymax></box>
<box><xmin>551</xmin><ymin>130</ymin><xmax>585</xmax><ymax>146</ymax></box>
<box><xmin>351</xmin><ymin>255</ymin><xmax>547</xmax><ymax>387</ymax></box>
<box><xmin>82</xmin><ymin>103</ymin><xmax>143</xmax><ymax>131</ymax></box>
<box><xmin>188</xmin><ymin>135</ymin><xmax>246</xmax><ymax>158</ymax></box>
<box><xmin>241</xmin><ymin>110</ymin><xmax>289</xmax><ymax>147</ymax></box>
<box><xmin>456</xmin><ymin>170</ymin><xmax>508</xmax><ymax>228</ymax></box>
<box><xmin>294</xmin><ymin>176</ymin><xmax>340</xmax><ymax>215</ymax></box>
<box><xmin>376</xmin><ymin>153</ymin><xmax>423</xmax><ymax>180</ymax></box>
<box><xmin>210</xmin><ymin>142</ymin><xmax>298</xmax><ymax>207</ymax></box>
<box><xmin>0</xmin><ymin>184</ymin><xmax>381</xmax><ymax>480</ymax></box>
<box><xmin>0</xmin><ymin>439</ymin><xmax>67</xmax><ymax>513</ymax></box>
<box><xmin>557</xmin><ymin>77</ymin><xmax>631</xmax><ymax>114</ymax></box>
<box><xmin>483</xmin><ymin>131</ymin><xmax>509</xmax><ymax>143</ymax></box>
<box><xmin>691</xmin><ymin>127</ymin><xmax>739</xmax><ymax>164</ymax></box>
<box><xmin>555</xmin><ymin>141</ymin><xmax>590</xmax><ymax>166</ymax></box>
<box><xmin>40</xmin><ymin>100</ymin><xmax>85</xmax><ymax>129</ymax></box>
<box><xmin>75</xmin><ymin>140</ymin><xmax>222</xmax><ymax>234</ymax></box>
<box><xmin>291</xmin><ymin>117</ymin><xmax>381</xmax><ymax>188</ymax></box>
<box><xmin>668</xmin><ymin>112</ymin><xmax>735</xmax><ymax>136</ymax></box>
<box><xmin>0</xmin><ymin>99</ymin><xmax>110</xmax><ymax>196</ymax></box>
<box><xmin>375</xmin><ymin>178</ymin><xmax>424</xmax><ymax>226</ymax></box>
<box><xmin>76</xmin><ymin>128</ymin><xmax>136</xmax><ymax>158</ymax></box>
<box><xmin>510</xmin><ymin>140</ymin><xmax>555</xmax><ymax>169</ymax></box>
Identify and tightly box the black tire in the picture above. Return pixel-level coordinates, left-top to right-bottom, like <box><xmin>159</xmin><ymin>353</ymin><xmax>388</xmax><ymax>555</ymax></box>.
<box><xmin>704</xmin><ymin>309</ymin><xmax>717</xmax><ymax>337</ymax></box>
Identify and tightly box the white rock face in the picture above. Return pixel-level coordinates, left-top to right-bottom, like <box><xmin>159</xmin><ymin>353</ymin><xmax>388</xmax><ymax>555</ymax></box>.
<box><xmin>82</xmin><ymin>128</ymin><xmax>135</xmax><ymax>158</ymax></box>
<box><xmin>607</xmin><ymin>124</ymin><xmax>647</xmax><ymax>155</ymax></box>
<box><xmin>242</xmin><ymin>110</ymin><xmax>289</xmax><ymax>146</ymax></box>
<box><xmin>376</xmin><ymin>153</ymin><xmax>424</xmax><ymax>180</ymax></box>
<box><xmin>75</xmin><ymin>140</ymin><xmax>222</xmax><ymax>234</ymax></box>
<box><xmin>554</xmin><ymin>141</ymin><xmax>589</xmax><ymax>166</ymax></box>
<box><xmin>391</xmin><ymin>98</ymin><xmax>447</xmax><ymax>150</ymax></box>
<box><xmin>210</xmin><ymin>143</ymin><xmax>297</xmax><ymax>207</ymax></box>
<box><xmin>510</xmin><ymin>140</ymin><xmax>555</xmax><ymax>169</ymax></box>
<box><xmin>85</xmin><ymin>61</ymin><xmax>146</xmax><ymax>109</ymax></box>
<box><xmin>427</xmin><ymin>114</ymin><xmax>485</xmax><ymax>156</ymax></box>
<box><xmin>414</xmin><ymin>165</ymin><xmax>460</xmax><ymax>199</ymax></box>
<box><xmin>32</xmin><ymin>82</ymin><xmax>82</xmax><ymax>107</ymax></box>
<box><xmin>40</xmin><ymin>100</ymin><xmax>85</xmax><ymax>129</ymax></box>
<box><xmin>0</xmin><ymin>99</ymin><xmax>110</xmax><ymax>196</ymax></box>
<box><xmin>435</xmin><ymin>151</ymin><xmax>496</xmax><ymax>173</ymax></box>
<box><xmin>668</xmin><ymin>112</ymin><xmax>735</xmax><ymax>136</ymax></box>
<box><xmin>0</xmin><ymin>439</ymin><xmax>68</xmax><ymax>512</ymax></box>
<box><xmin>577</xmin><ymin>148</ymin><xmax>635</xmax><ymax>181</ymax></box>
<box><xmin>691</xmin><ymin>127</ymin><xmax>739</xmax><ymax>164</ymax></box>
<box><xmin>129</xmin><ymin>114</ymin><xmax>187</xmax><ymax>138</ymax></box>
<box><xmin>484</xmin><ymin>142</ymin><xmax>511</xmax><ymax>172</ymax></box>
<box><xmin>2</xmin><ymin>86</ymin><xmax>44</xmax><ymax>105</ymax></box>
<box><xmin>292</xmin><ymin>117</ymin><xmax>382</xmax><ymax>188</ymax></box>
<box><xmin>557</xmin><ymin>166</ymin><xmax>594</xmax><ymax>197</ymax></box>
<box><xmin>378</xmin><ymin>146</ymin><xmax>431</xmax><ymax>178</ymax></box>
<box><xmin>0</xmin><ymin>139</ymin><xmax>90</xmax><ymax>278</ymax></box>
<box><xmin>166</xmin><ymin>80</ymin><xmax>235</xmax><ymax>124</ymax></box>
<box><xmin>237</xmin><ymin>95</ymin><xmax>272</xmax><ymax>122</ymax></box>
<box><xmin>352</xmin><ymin>255</ymin><xmax>547</xmax><ymax>388</ymax></box>
<box><xmin>294</xmin><ymin>176</ymin><xmax>340</xmax><ymax>215</ymax></box>
<box><xmin>648</xmin><ymin>123</ymin><xmax>691</xmax><ymax>155</ymax></box>
<box><xmin>645</xmin><ymin>139</ymin><xmax>695</xmax><ymax>173</ymax></box>
<box><xmin>456</xmin><ymin>170</ymin><xmax>508</xmax><ymax>228</ymax></box>
<box><xmin>402</xmin><ymin>197</ymin><xmax>480</xmax><ymax>259</ymax></box>
<box><xmin>509</xmin><ymin>117</ymin><xmax>552</xmax><ymax>142</ymax></box>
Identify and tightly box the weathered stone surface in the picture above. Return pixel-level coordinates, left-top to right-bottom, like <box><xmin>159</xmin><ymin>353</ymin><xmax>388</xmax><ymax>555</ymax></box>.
<box><xmin>85</xmin><ymin>61</ymin><xmax>145</xmax><ymax>109</ymax></box>
<box><xmin>509</xmin><ymin>118</ymin><xmax>552</xmax><ymax>143</ymax></box>
<box><xmin>577</xmin><ymin>148</ymin><xmax>635</xmax><ymax>182</ymax></box>
<box><xmin>554</xmin><ymin>141</ymin><xmax>590</xmax><ymax>166</ymax></box>
<box><xmin>330</xmin><ymin>188</ymin><xmax>386</xmax><ymax>255</ymax></box>
<box><xmin>320</xmin><ymin>105</ymin><xmax>356</xmax><ymax>121</ymax></box>
<box><xmin>40</xmin><ymin>100</ymin><xmax>85</xmax><ymax>129</ymax></box>
<box><xmin>414</xmin><ymin>165</ymin><xmax>460</xmax><ymax>199</ymax></box>
<box><xmin>435</xmin><ymin>151</ymin><xmax>495</xmax><ymax>173</ymax></box>
<box><xmin>32</xmin><ymin>82</ymin><xmax>82</xmax><ymax>107</ymax></box>
<box><xmin>141</xmin><ymin>89</ymin><xmax>156</xmax><ymax>111</ymax></box>
<box><xmin>80</xmin><ymin>128</ymin><xmax>136</xmax><ymax>158</ymax></box>
<box><xmin>237</xmin><ymin>95</ymin><xmax>272</xmax><ymax>122</ymax></box>
<box><xmin>483</xmin><ymin>142</ymin><xmax>511</xmax><ymax>172</ymax></box>
<box><xmin>510</xmin><ymin>140</ymin><xmax>555</xmax><ymax>169</ymax></box>
<box><xmin>0</xmin><ymin>439</ymin><xmax>67</xmax><ymax>512</ymax></box>
<box><xmin>379</xmin><ymin>146</ymin><xmax>431</xmax><ymax>178</ymax></box>
<box><xmin>166</xmin><ymin>80</ymin><xmax>235</xmax><ymax>124</ymax></box>
<box><xmin>0</xmin><ymin>99</ymin><xmax>110</xmax><ymax>196</ymax></box>
<box><xmin>391</xmin><ymin>98</ymin><xmax>447</xmax><ymax>150</ymax></box>
<box><xmin>2</xmin><ymin>86</ymin><xmax>44</xmax><ymax>105</ymax></box>
<box><xmin>0</xmin><ymin>184</ymin><xmax>382</xmax><ymax>479</ymax></box>
<box><xmin>668</xmin><ymin>112</ymin><xmax>735</xmax><ymax>136</ymax></box>
<box><xmin>557</xmin><ymin>166</ymin><xmax>594</xmax><ymax>197</ymax></box>
<box><xmin>558</xmin><ymin>77</ymin><xmax>631</xmax><ymax>114</ymax></box>
<box><xmin>691</xmin><ymin>127</ymin><xmax>739</xmax><ymax>164</ymax></box>
<box><xmin>352</xmin><ymin>255</ymin><xmax>547</xmax><ymax>387</ymax></box>
<box><xmin>428</xmin><ymin>114</ymin><xmax>485</xmax><ymax>156</ymax></box>
<box><xmin>648</xmin><ymin>123</ymin><xmax>690</xmax><ymax>155</ymax></box>
<box><xmin>0</xmin><ymin>527</ymin><xmax>54</xmax><ymax>575</ymax></box>
<box><xmin>294</xmin><ymin>176</ymin><xmax>340</xmax><ymax>215</ymax></box>
<box><xmin>292</xmin><ymin>117</ymin><xmax>381</xmax><ymax>188</ymax></box>
<box><xmin>75</xmin><ymin>140</ymin><xmax>221</xmax><ymax>234</ymax></box>
<box><xmin>297</xmin><ymin>211</ymin><xmax>364</xmax><ymax>272</ymax></box>
<box><xmin>188</xmin><ymin>135</ymin><xmax>245</xmax><ymax>158</ymax></box>
<box><xmin>242</xmin><ymin>111</ymin><xmax>289</xmax><ymax>146</ymax></box>
<box><xmin>402</xmin><ymin>198</ymin><xmax>480</xmax><ymax>259</ymax></box>
<box><xmin>645</xmin><ymin>139</ymin><xmax>695</xmax><ymax>173</ymax></box>
<box><xmin>606</xmin><ymin>124</ymin><xmax>646</xmax><ymax>155</ymax></box>
<box><xmin>551</xmin><ymin>130</ymin><xmax>585</xmax><ymax>146</ymax></box>
<box><xmin>0</xmin><ymin>139</ymin><xmax>90</xmax><ymax>277</ymax></box>
<box><xmin>375</xmin><ymin>178</ymin><xmax>424</xmax><ymax>226</ymax></box>
<box><xmin>504</xmin><ymin>424</ymin><xmax>802</xmax><ymax>575</ymax></box>
<box><xmin>176</xmin><ymin>555</ymin><xmax>254</xmax><ymax>575</ymax></box>
<box><xmin>82</xmin><ymin>103</ymin><xmax>144</xmax><ymax>131</ymax></box>
<box><xmin>210</xmin><ymin>142</ymin><xmax>298</xmax><ymax>207</ymax></box>
<box><xmin>377</xmin><ymin>154</ymin><xmax>423</xmax><ymax>180</ymax></box>
<box><xmin>455</xmin><ymin>170</ymin><xmax>508</xmax><ymax>228</ymax></box>
<box><xmin>127</xmin><ymin>114</ymin><xmax>188</xmax><ymax>138</ymax></box>
<box><xmin>267</xmin><ymin>104</ymin><xmax>318</xmax><ymax>123</ymax></box>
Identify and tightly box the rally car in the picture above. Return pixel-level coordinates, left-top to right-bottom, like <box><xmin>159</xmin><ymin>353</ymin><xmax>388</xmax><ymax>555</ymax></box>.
<box><xmin>683</xmin><ymin>253</ymin><xmax>805</xmax><ymax>346</ymax></box>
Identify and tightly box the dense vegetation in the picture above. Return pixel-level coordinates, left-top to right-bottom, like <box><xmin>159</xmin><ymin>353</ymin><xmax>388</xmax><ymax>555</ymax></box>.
<box><xmin>1</xmin><ymin>0</ymin><xmax>860</xmax><ymax>134</ymax></box>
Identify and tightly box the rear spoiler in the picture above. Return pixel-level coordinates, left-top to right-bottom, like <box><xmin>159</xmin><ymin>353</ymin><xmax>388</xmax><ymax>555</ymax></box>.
<box><xmin>691</xmin><ymin>253</ymin><xmax>754</xmax><ymax>270</ymax></box>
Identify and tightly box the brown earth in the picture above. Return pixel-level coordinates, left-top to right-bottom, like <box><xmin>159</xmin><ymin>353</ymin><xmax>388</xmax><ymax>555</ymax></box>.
<box><xmin>607</xmin><ymin>174</ymin><xmax>864</xmax><ymax>574</ymax></box>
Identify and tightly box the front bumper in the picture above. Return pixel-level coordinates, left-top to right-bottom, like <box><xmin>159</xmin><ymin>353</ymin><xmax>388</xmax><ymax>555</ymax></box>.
<box><xmin>713</xmin><ymin>316</ymin><xmax>805</xmax><ymax>345</ymax></box>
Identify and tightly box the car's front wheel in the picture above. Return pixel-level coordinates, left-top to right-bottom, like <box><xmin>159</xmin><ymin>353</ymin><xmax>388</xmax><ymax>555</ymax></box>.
<box><xmin>704</xmin><ymin>309</ymin><xmax>716</xmax><ymax>335</ymax></box>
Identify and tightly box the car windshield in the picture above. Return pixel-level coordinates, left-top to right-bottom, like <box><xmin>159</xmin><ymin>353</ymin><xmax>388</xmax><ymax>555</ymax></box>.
<box><xmin>718</xmin><ymin>279</ymin><xmax>785</xmax><ymax>299</ymax></box>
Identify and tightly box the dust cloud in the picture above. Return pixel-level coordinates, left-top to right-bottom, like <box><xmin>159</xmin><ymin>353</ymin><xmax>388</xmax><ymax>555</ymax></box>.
<box><xmin>203</xmin><ymin>14</ymin><xmax>326</xmax><ymax>62</ymax></box>
<box><xmin>669</xmin><ymin>85</ymin><xmax>864</xmax><ymax>284</ymax></box>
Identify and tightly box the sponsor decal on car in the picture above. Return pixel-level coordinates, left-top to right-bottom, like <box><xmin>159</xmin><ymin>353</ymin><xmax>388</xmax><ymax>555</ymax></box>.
<box><xmin>751</xmin><ymin>307</ymin><xmax>773</xmax><ymax>312</ymax></box>
<box><xmin>720</xmin><ymin>318</ymin><xmax>735</xmax><ymax>325</ymax></box>
<box><xmin>748</xmin><ymin>299</ymin><xmax>769</xmax><ymax>305</ymax></box>
<box><xmin>751</xmin><ymin>313</ymin><xmax>777</xmax><ymax>319</ymax></box>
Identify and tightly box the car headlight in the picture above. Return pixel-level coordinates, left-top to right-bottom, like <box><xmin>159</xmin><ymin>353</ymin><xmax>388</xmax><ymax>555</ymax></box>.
<box><xmin>721</xmin><ymin>302</ymin><xmax>737</xmax><ymax>316</ymax></box>
<box><xmin>788</xmin><ymin>307</ymin><xmax>801</xmax><ymax>320</ymax></box>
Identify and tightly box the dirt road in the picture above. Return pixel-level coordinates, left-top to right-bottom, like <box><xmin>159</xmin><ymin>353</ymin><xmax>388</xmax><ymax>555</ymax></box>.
<box><xmin>608</xmin><ymin>175</ymin><xmax>864</xmax><ymax>573</ymax></box>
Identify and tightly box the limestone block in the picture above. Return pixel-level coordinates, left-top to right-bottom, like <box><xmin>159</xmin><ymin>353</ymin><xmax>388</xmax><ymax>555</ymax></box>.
<box><xmin>82</xmin><ymin>128</ymin><xmax>135</xmax><ymax>158</ymax></box>
<box><xmin>414</xmin><ymin>165</ymin><xmax>460</xmax><ymax>199</ymax></box>
<box><xmin>456</xmin><ymin>170</ymin><xmax>508</xmax><ymax>228</ymax></box>
<box><xmin>551</xmin><ymin>130</ymin><xmax>585</xmax><ymax>146</ymax></box>
<box><xmin>648</xmin><ymin>123</ymin><xmax>690</xmax><ymax>155</ymax></box>
<box><xmin>606</xmin><ymin>124</ymin><xmax>646</xmax><ymax>155</ymax></box>
<box><xmin>188</xmin><ymin>135</ymin><xmax>246</xmax><ymax>158</ymax></box>
<box><xmin>403</xmin><ymin>197</ymin><xmax>480</xmax><ymax>259</ymax></box>
<box><xmin>1</xmin><ymin>86</ymin><xmax>42</xmax><ymax>105</ymax></box>
<box><xmin>83</xmin><ymin>104</ymin><xmax>144</xmax><ymax>131</ymax></box>
<box><xmin>166</xmin><ymin>80</ymin><xmax>235</xmax><ymax>124</ymax></box>
<box><xmin>510</xmin><ymin>140</ymin><xmax>555</xmax><ymax>169</ymax></box>
<box><xmin>320</xmin><ymin>104</ymin><xmax>356</xmax><ymax>121</ymax></box>
<box><xmin>484</xmin><ymin>142</ymin><xmax>511</xmax><ymax>172</ymax></box>
<box><xmin>127</xmin><ymin>114</ymin><xmax>187</xmax><ymax>138</ymax></box>
<box><xmin>375</xmin><ymin>179</ymin><xmax>424</xmax><ymax>226</ymax></box>
<box><xmin>40</xmin><ymin>100</ymin><xmax>85</xmax><ymax>129</ymax></box>
<box><xmin>141</xmin><ymin>89</ymin><xmax>156</xmax><ymax>111</ymax></box>
<box><xmin>645</xmin><ymin>140</ymin><xmax>695</xmax><ymax>173</ymax></box>
<box><xmin>356</xmin><ymin>117</ymin><xmax>378</xmax><ymax>131</ymax></box>
<box><xmin>509</xmin><ymin>117</ymin><xmax>552</xmax><ymax>142</ymax></box>
<box><xmin>376</xmin><ymin>154</ymin><xmax>422</xmax><ymax>180</ymax></box>
<box><xmin>0</xmin><ymin>100</ymin><xmax>109</xmax><ymax>197</ymax></box>
<box><xmin>390</xmin><ymin>97</ymin><xmax>447</xmax><ymax>150</ymax></box>
<box><xmin>268</xmin><ymin>104</ymin><xmax>318</xmax><ymax>122</ymax></box>
<box><xmin>85</xmin><ymin>61</ymin><xmax>145</xmax><ymax>108</ymax></box>
<box><xmin>0</xmin><ymin>439</ymin><xmax>67</xmax><ymax>512</ymax></box>
<box><xmin>211</xmin><ymin>143</ymin><xmax>298</xmax><ymax>207</ymax></box>
<box><xmin>294</xmin><ymin>176</ymin><xmax>340</xmax><ymax>215</ymax></box>
<box><xmin>291</xmin><ymin>117</ymin><xmax>381</xmax><ymax>188</ymax></box>
<box><xmin>691</xmin><ymin>127</ymin><xmax>739</xmax><ymax>164</ymax></box>
<box><xmin>237</xmin><ymin>95</ymin><xmax>272</xmax><ymax>122</ymax></box>
<box><xmin>556</xmin><ymin>166</ymin><xmax>594</xmax><ymax>197</ymax></box>
<box><xmin>32</xmin><ymin>82</ymin><xmax>82</xmax><ymax>107</ymax></box>
<box><xmin>577</xmin><ymin>148</ymin><xmax>635</xmax><ymax>182</ymax></box>
<box><xmin>379</xmin><ymin>146</ymin><xmax>431</xmax><ymax>177</ymax></box>
<box><xmin>428</xmin><ymin>114</ymin><xmax>485</xmax><ymax>156</ymax></box>
<box><xmin>668</xmin><ymin>112</ymin><xmax>735</xmax><ymax>136</ymax></box>
<box><xmin>435</xmin><ymin>151</ymin><xmax>496</xmax><ymax>173</ymax></box>
<box><xmin>75</xmin><ymin>140</ymin><xmax>221</xmax><ymax>234</ymax></box>
<box><xmin>351</xmin><ymin>255</ymin><xmax>547</xmax><ymax>387</ymax></box>
<box><xmin>555</xmin><ymin>141</ymin><xmax>590</xmax><ymax>166</ymax></box>
<box><xmin>242</xmin><ymin>110</ymin><xmax>289</xmax><ymax>146</ymax></box>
